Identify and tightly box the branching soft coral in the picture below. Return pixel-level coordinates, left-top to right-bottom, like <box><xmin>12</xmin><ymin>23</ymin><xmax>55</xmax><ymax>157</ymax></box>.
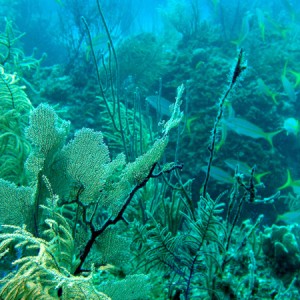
<box><xmin>0</xmin><ymin>205</ymin><xmax>110</xmax><ymax>300</ymax></box>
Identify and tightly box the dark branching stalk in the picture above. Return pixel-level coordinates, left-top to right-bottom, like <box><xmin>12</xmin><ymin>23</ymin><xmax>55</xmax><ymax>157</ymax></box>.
<box><xmin>202</xmin><ymin>49</ymin><xmax>247</xmax><ymax>197</ymax></box>
<box><xmin>221</xmin><ymin>166</ymin><xmax>257</xmax><ymax>271</ymax></box>
<box><xmin>74</xmin><ymin>162</ymin><xmax>183</xmax><ymax>275</ymax></box>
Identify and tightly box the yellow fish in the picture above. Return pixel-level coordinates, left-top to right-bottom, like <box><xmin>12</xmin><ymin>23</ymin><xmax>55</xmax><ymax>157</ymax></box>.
<box><xmin>278</xmin><ymin>170</ymin><xmax>300</xmax><ymax>194</ymax></box>
<box><xmin>257</xmin><ymin>78</ymin><xmax>278</xmax><ymax>105</ymax></box>
<box><xmin>223</xmin><ymin>117</ymin><xmax>282</xmax><ymax>149</ymax></box>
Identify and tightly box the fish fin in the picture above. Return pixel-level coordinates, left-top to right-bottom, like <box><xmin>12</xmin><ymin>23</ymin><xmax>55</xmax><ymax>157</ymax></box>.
<box><xmin>255</xmin><ymin>171</ymin><xmax>271</xmax><ymax>183</ymax></box>
<box><xmin>282</xmin><ymin>60</ymin><xmax>289</xmax><ymax>77</ymax></box>
<box><xmin>275</xmin><ymin>214</ymin><xmax>283</xmax><ymax>223</ymax></box>
<box><xmin>186</xmin><ymin>116</ymin><xmax>199</xmax><ymax>135</ymax></box>
<box><xmin>278</xmin><ymin>169</ymin><xmax>292</xmax><ymax>190</ymax></box>
<box><xmin>271</xmin><ymin>93</ymin><xmax>279</xmax><ymax>105</ymax></box>
<box><xmin>215</xmin><ymin>124</ymin><xmax>227</xmax><ymax>152</ymax></box>
<box><xmin>265</xmin><ymin>129</ymin><xmax>283</xmax><ymax>149</ymax></box>
<box><xmin>289</xmin><ymin>70</ymin><xmax>300</xmax><ymax>88</ymax></box>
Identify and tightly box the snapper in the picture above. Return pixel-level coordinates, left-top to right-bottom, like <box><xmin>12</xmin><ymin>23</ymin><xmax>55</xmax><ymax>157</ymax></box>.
<box><xmin>223</xmin><ymin>117</ymin><xmax>282</xmax><ymax>149</ymax></box>
<box><xmin>145</xmin><ymin>95</ymin><xmax>172</xmax><ymax>117</ymax></box>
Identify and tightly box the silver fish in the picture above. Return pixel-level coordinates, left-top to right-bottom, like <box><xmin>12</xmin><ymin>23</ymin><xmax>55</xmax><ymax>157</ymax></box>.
<box><xmin>145</xmin><ymin>95</ymin><xmax>172</xmax><ymax>117</ymax></box>
<box><xmin>223</xmin><ymin>117</ymin><xmax>282</xmax><ymax>148</ymax></box>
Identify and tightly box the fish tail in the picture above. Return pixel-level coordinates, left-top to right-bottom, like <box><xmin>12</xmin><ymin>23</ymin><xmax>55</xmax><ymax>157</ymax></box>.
<box><xmin>255</xmin><ymin>171</ymin><xmax>271</xmax><ymax>183</ymax></box>
<box><xmin>275</xmin><ymin>214</ymin><xmax>283</xmax><ymax>223</ymax></box>
<box><xmin>271</xmin><ymin>93</ymin><xmax>279</xmax><ymax>105</ymax></box>
<box><xmin>215</xmin><ymin>124</ymin><xmax>227</xmax><ymax>152</ymax></box>
<box><xmin>278</xmin><ymin>169</ymin><xmax>292</xmax><ymax>190</ymax></box>
<box><xmin>266</xmin><ymin>129</ymin><xmax>282</xmax><ymax>149</ymax></box>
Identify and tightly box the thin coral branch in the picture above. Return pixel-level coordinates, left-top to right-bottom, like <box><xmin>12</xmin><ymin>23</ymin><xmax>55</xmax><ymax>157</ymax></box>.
<box><xmin>202</xmin><ymin>48</ymin><xmax>247</xmax><ymax>197</ymax></box>
<box><xmin>74</xmin><ymin>162</ymin><xmax>184</xmax><ymax>274</ymax></box>
<box><xmin>74</xmin><ymin>163</ymin><xmax>157</xmax><ymax>274</ymax></box>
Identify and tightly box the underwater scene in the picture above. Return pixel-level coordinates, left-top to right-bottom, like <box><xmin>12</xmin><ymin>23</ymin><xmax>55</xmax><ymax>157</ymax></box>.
<box><xmin>1</xmin><ymin>0</ymin><xmax>300</xmax><ymax>299</ymax></box>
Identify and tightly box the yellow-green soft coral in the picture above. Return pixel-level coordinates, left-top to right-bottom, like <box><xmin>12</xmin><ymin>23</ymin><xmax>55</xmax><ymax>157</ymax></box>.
<box><xmin>0</xmin><ymin>81</ymin><xmax>185</xmax><ymax>298</ymax></box>
<box><xmin>0</xmin><ymin>66</ymin><xmax>33</xmax><ymax>185</ymax></box>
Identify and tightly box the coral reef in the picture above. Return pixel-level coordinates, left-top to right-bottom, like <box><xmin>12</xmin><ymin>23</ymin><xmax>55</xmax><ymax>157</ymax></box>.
<box><xmin>262</xmin><ymin>224</ymin><xmax>300</xmax><ymax>276</ymax></box>
<box><xmin>0</xmin><ymin>1</ymin><xmax>300</xmax><ymax>299</ymax></box>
